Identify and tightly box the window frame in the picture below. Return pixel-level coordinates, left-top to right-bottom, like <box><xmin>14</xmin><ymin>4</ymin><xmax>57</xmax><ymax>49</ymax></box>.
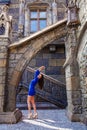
<box><xmin>30</xmin><ymin>9</ymin><xmax>47</xmax><ymax>33</ymax></box>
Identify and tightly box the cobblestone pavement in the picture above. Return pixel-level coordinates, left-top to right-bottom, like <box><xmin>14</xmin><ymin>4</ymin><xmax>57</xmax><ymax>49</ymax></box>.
<box><xmin>0</xmin><ymin>110</ymin><xmax>87</xmax><ymax>130</ymax></box>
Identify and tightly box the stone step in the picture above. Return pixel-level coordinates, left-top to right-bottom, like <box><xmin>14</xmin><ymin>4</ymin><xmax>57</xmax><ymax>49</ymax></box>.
<box><xmin>16</xmin><ymin>102</ymin><xmax>60</xmax><ymax>110</ymax></box>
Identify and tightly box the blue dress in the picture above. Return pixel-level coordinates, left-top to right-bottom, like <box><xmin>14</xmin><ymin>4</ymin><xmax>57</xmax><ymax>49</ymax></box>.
<box><xmin>28</xmin><ymin>70</ymin><xmax>40</xmax><ymax>96</ymax></box>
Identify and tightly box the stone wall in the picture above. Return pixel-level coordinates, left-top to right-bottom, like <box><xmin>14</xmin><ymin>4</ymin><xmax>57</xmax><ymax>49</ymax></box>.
<box><xmin>76</xmin><ymin>0</ymin><xmax>87</xmax><ymax>124</ymax></box>
<box><xmin>79</xmin><ymin>42</ymin><xmax>87</xmax><ymax>123</ymax></box>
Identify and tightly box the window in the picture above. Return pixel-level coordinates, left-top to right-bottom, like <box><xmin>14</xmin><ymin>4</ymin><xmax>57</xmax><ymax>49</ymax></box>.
<box><xmin>0</xmin><ymin>24</ymin><xmax>5</xmax><ymax>35</ymax></box>
<box><xmin>30</xmin><ymin>9</ymin><xmax>47</xmax><ymax>33</ymax></box>
<box><xmin>0</xmin><ymin>0</ymin><xmax>10</xmax><ymax>4</ymax></box>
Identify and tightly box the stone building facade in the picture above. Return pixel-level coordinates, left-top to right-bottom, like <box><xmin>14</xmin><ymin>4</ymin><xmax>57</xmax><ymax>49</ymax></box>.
<box><xmin>0</xmin><ymin>0</ymin><xmax>87</xmax><ymax>125</ymax></box>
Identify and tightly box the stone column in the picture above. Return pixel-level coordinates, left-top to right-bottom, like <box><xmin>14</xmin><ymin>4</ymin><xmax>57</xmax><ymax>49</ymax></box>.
<box><xmin>0</xmin><ymin>37</ymin><xmax>10</xmax><ymax>112</ymax></box>
<box><xmin>0</xmin><ymin>5</ymin><xmax>22</xmax><ymax>124</ymax></box>
<box><xmin>52</xmin><ymin>0</ymin><xmax>58</xmax><ymax>24</ymax></box>
<box><xmin>18</xmin><ymin>0</ymin><xmax>25</xmax><ymax>37</ymax></box>
<box><xmin>63</xmin><ymin>1</ymin><xmax>82</xmax><ymax>122</ymax></box>
<box><xmin>64</xmin><ymin>27</ymin><xmax>82</xmax><ymax>121</ymax></box>
<box><xmin>24</xmin><ymin>6</ymin><xmax>29</xmax><ymax>36</ymax></box>
<box><xmin>47</xmin><ymin>6</ymin><xmax>52</xmax><ymax>26</ymax></box>
<box><xmin>79</xmin><ymin>42</ymin><xmax>87</xmax><ymax>124</ymax></box>
<box><xmin>0</xmin><ymin>5</ymin><xmax>12</xmax><ymax>112</ymax></box>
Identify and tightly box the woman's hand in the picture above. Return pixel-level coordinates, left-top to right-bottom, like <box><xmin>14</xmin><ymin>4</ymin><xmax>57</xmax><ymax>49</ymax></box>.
<box><xmin>39</xmin><ymin>66</ymin><xmax>45</xmax><ymax>71</ymax></box>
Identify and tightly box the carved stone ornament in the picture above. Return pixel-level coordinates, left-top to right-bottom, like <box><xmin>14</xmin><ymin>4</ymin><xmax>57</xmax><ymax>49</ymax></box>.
<box><xmin>0</xmin><ymin>5</ymin><xmax>12</xmax><ymax>36</ymax></box>
<box><xmin>0</xmin><ymin>5</ymin><xmax>9</xmax><ymax>21</ymax></box>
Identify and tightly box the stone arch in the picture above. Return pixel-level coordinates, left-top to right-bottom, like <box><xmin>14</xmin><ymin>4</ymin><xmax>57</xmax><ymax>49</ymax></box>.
<box><xmin>10</xmin><ymin>38</ymin><xmax>52</xmax><ymax>87</ymax></box>
<box><xmin>7</xmin><ymin>19</ymin><xmax>67</xmax><ymax>111</ymax></box>
<box><xmin>13</xmin><ymin>37</ymin><xmax>66</xmax><ymax>88</ymax></box>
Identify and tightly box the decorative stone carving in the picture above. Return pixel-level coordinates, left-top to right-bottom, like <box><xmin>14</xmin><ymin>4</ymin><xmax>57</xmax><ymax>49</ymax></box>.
<box><xmin>0</xmin><ymin>5</ymin><xmax>12</xmax><ymax>37</ymax></box>
<box><xmin>63</xmin><ymin>27</ymin><xmax>78</xmax><ymax>72</ymax></box>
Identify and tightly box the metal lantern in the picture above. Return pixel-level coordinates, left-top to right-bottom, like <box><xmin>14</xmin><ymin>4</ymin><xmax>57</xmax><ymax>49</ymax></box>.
<box><xmin>67</xmin><ymin>3</ymin><xmax>80</xmax><ymax>26</ymax></box>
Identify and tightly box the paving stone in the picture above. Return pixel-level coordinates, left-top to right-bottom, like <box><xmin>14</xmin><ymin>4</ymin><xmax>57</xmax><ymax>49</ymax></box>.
<box><xmin>0</xmin><ymin>110</ymin><xmax>86</xmax><ymax>130</ymax></box>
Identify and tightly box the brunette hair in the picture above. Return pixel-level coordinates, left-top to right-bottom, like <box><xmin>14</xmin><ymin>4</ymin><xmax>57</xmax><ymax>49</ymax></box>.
<box><xmin>38</xmin><ymin>74</ymin><xmax>44</xmax><ymax>89</ymax></box>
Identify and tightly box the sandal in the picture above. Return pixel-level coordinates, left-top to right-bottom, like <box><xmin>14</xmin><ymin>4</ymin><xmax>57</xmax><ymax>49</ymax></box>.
<box><xmin>33</xmin><ymin>113</ymin><xmax>38</xmax><ymax>119</ymax></box>
<box><xmin>28</xmin><ymin>113</ymin><xmax>33</xmax><ymax>119</ymax></box>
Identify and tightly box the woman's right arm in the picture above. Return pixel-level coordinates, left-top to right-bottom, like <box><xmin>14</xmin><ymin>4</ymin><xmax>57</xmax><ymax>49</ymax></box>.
<box><xmin>34</xmin><ymin>70</ymin><xmax>40</xmax><ymax>78</ymax></box>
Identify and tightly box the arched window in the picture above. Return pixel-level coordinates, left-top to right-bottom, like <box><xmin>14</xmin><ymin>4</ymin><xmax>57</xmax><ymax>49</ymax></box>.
<box><xmin>0</xmin><ymin>24</ymin><xmax>5</xmax><ymax>35</ymax></box>
<box><xmin>0</xmin><ymin>0</ymin><xmax>10</xmax><ymax>4</ymax></box>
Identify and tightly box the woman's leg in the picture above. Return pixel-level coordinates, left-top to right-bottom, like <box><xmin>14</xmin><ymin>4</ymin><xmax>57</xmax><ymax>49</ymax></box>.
<box><xmin>31</xmin><ymin>96</ymin><xmax>38</xmax><ymax>118</ymax></box>
<box><xmin>27</xmin><ymin>96</ymin><xmax>32</xmax><ymax>118</ymax></box>
<box><xmin>31</xmin><ymin>96</ymin><xmax>37</xmax><ymax>114</ymax></box>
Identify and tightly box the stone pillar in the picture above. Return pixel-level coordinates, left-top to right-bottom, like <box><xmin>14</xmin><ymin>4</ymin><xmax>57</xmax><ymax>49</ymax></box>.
<box><xmin>18</xmin><ymin>0</ymin><xmax>25</xmax><ymax>37</ymax></box>
<box><xmin>0</xmin><ymin>38</ymin><xmax>10</xmax><ymax>112</ymax></box>
<box><xmin>79</xmin><ymin>42</ymin><xmax>87</xmax><ymax>124</ymax></box>
<box><xmin>52</xmin><ymin>0</ymin><xmax>58</xmax><ymax>24</ymax></box>
<box><xmin>0</xmin><ymin>5</ymin><xmax>12</xmax><ymax>112</ymax></box>
<box><xmin>47</xmin><ymin>6</ymin><xmax>52</xmax><ymax>26</ymax></box>
<box><xmin>64</xmin><ymin>27</ymin><xmax>82</xmax><ymax>122</ymax></box>
<box><xmin>24</xmin><ymin>6</ymin><xmax>29</xmax><ymax>36</ymax></box>
<box><xmin>63</xmin><ymin>2</ymin><xmax>82</xmax><ymax>122</ymax></box>
<box><xmin>0</xmin><ymin>5</ymin><xmax>22</xmax><ymax>124</ymax></box>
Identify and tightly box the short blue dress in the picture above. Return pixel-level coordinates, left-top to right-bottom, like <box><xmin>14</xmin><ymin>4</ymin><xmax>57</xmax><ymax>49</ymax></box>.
<box><xmin>28</xmin><ymin>70</ymin><xmax>40</xmax><ymax>96</ymax></box>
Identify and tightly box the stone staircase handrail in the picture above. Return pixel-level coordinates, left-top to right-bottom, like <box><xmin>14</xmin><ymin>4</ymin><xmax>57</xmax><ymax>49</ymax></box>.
<box><xmin>27</xmin><ymin>66</ymin><xmax>66</xmax><ymax>87</ymax></box>
<box><xmin>9</xmin><ymin>18</ymin><xmax>67</xmax><ymax>49</ymax></box>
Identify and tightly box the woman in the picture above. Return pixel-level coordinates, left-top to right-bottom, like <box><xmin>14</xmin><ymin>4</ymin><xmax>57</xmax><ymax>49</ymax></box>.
<box><xmin>27</xmin><ymin>66</ymin><xmax>45</xmax><ymax>119</ymax></box>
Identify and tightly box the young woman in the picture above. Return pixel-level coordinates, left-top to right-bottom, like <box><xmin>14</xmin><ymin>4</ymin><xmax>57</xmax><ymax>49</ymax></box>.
<box><xmin>27</xmin><ymin>66</ymin><xmax>45</xmax><ymax>119</ymax></box>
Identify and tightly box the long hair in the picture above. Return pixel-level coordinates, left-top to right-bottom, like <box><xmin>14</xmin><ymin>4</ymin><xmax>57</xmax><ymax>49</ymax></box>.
<box><xmin>38</xmin><ymin>74</ymin><xmax>44</xmax><ymax>89</ymax></box>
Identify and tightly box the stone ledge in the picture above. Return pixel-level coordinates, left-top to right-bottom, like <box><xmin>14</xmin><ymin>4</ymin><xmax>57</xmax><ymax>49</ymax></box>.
<box><xmin>0</xmin><ymin>108</ymin><xmax>22</xmax><ymax>124</ymax></box>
